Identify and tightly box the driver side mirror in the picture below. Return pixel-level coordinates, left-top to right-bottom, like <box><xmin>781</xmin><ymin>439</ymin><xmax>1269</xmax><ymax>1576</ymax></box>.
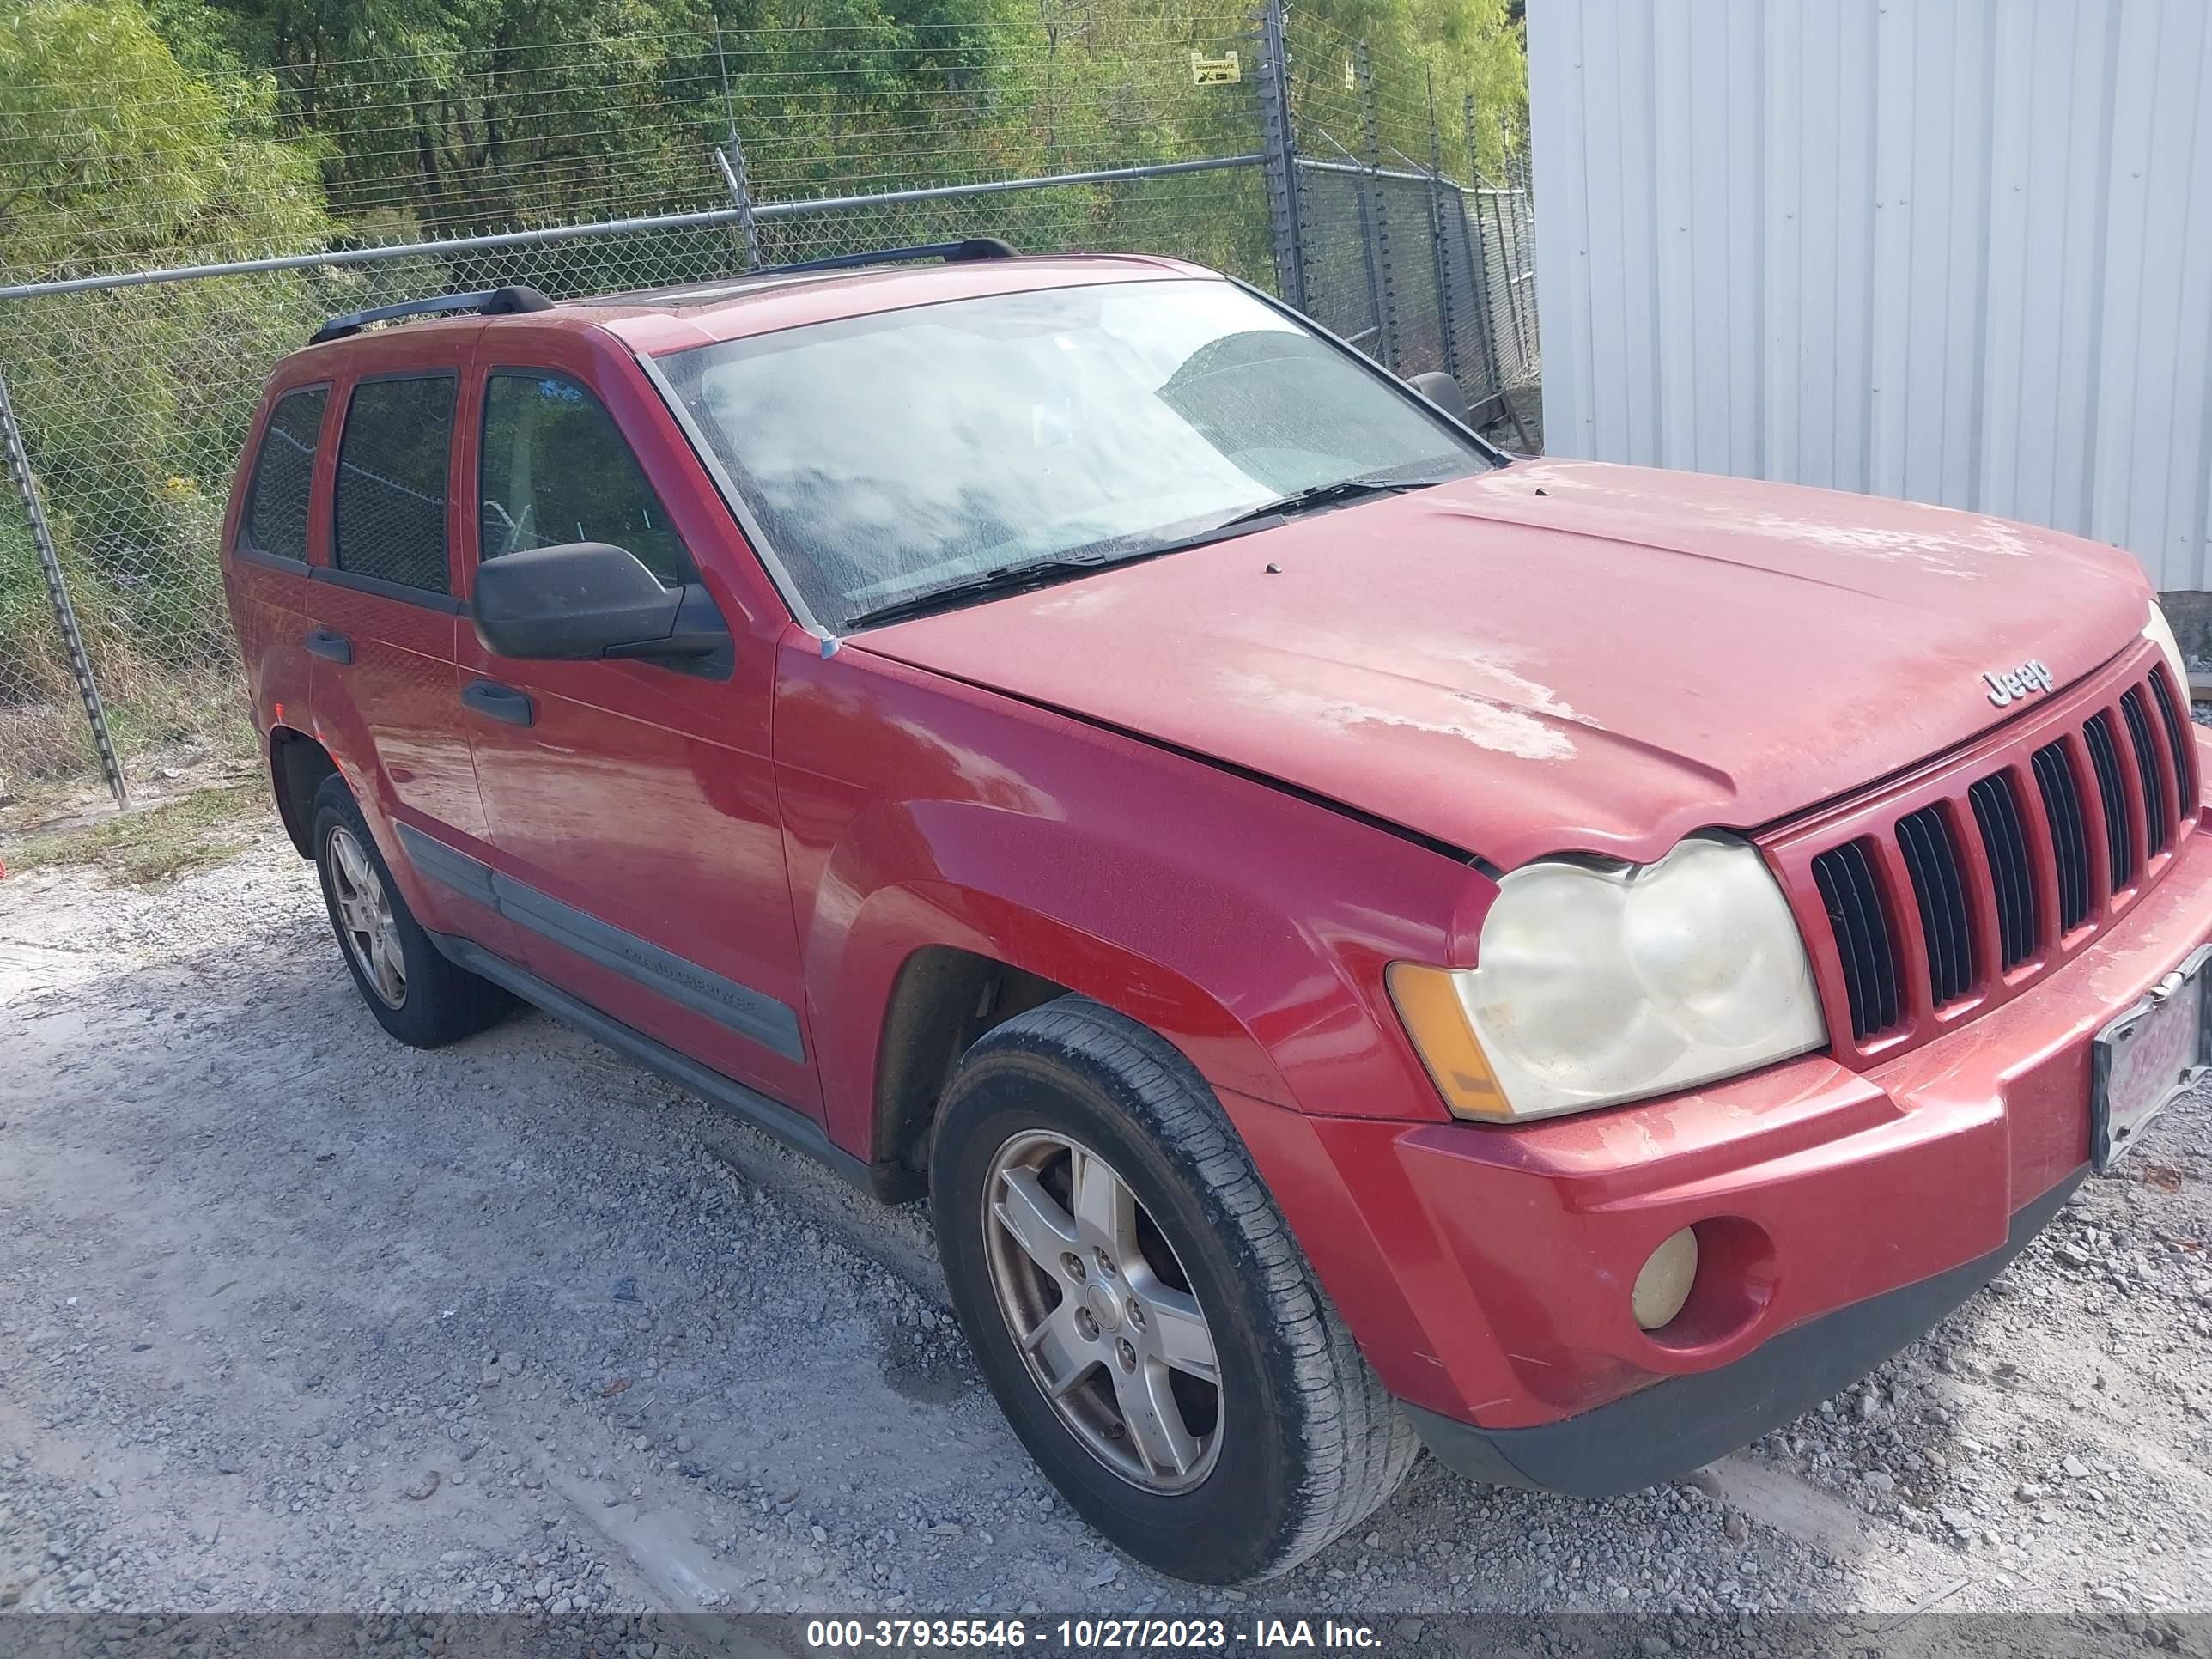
<box><xmin>1407</xmin><ymin>370</ymin><xmax>1472</xmax><ymax>426</ymax></box>
<box><xmin>472</xmin><ymin>541</ymin><xmax>727</xmax><ymax>664</ymax></box>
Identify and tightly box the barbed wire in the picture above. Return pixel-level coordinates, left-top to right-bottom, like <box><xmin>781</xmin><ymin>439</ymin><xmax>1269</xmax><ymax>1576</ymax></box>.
<box><xmin>5</xmin><ymin>21</ymin><xmax>1271</xmax><ymax>274</ymax></box>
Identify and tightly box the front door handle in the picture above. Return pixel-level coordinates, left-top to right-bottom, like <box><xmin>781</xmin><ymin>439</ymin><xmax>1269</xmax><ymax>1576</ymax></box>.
<box><xmin>461</xmin><ymin>678</ymin><xmax>534</xmax><ymax>728</ymax></box>
<box><xmin>305</xmin><ymin>626</ymin><xmax>353</xmax><ymax>665</ymax></box>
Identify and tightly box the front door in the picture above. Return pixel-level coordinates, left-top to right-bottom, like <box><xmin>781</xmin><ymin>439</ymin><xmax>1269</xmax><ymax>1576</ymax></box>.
<box><xmin>452</xmin><ymin>338</ymin><xmax>817</xmax><ymax>1115</ymax></box>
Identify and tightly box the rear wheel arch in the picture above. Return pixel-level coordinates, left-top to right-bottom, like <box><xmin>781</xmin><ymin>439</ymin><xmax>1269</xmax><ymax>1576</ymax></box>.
<box><xmin>269</xmin><ymin>726</ymin><xmax>338</xmax><ymax>858</ymax></box>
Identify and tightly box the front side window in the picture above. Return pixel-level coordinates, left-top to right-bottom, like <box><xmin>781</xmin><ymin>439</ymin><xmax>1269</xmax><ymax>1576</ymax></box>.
<box><xmin>662</xmin><ymin>278</ymin><xmax>1493</xmax><ymax>629</ymax></box>
<box><xmin>477</xmin><ymin>372</ymin><xmax>694</xmax><ymax>588</ymax></box>
<box><xmin>332</xmin><ymin>375</ymin><xmax>455</xmax><ymax>594</ymax></box>
<box><xmin>241</xmin><ymin>386</ymin><xmax>327</xmax><ymax>560</ymax></box>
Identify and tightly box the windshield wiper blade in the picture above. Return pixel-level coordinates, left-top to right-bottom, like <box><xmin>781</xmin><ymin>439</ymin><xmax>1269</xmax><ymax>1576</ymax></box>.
<box><xmin>841</xmin><ymin>478</ymin><xmax>1443</xmax><ymax>632</ymax></box>
<box><xmin>842</xmin><ymin>556</ymin><xmax>1115</xmax><ymax>631</ymax></box>
<box><xmin>1210</xmin><ymin>475</ymin><xmax>1432</xmax><ymax>532</ymax></box>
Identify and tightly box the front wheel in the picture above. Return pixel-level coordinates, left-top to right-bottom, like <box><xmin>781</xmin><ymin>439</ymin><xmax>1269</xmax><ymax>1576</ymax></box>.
<box><xmin>931</xmin><ymin>996</ymin><xmax>1415</xmax><ymax>1583</ymax></box>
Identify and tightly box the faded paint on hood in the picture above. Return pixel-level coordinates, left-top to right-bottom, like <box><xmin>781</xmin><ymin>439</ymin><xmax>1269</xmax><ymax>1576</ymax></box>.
<box><xmin>850</xmin><ymin>459</ymin><xmax>2152</xmax><ymax>868</ymax></box>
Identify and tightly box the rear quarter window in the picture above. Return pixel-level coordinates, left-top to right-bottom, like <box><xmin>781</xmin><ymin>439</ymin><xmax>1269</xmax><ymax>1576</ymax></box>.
<box><xmin>240</xmin><ymin>386</ymin><xmax>328</xmax><ymax>561</ymax></box>
<box><xmin>332</xmin><ymin>374</ymin><xmax>456</xmax><ymax>594</ymax></box>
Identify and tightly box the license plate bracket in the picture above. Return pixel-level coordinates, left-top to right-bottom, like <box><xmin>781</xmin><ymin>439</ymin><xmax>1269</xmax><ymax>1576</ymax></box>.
<box><xmin>2092</xmin><ymin>943</ymin><xmax>2212</xmax><ymax>1173</ymax></box>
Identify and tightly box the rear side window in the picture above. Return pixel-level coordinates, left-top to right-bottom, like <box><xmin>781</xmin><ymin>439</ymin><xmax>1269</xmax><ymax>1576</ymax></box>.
<box><xmin>241</xmin><ymin>386</ymin><xmax>327</xmax><ymax>560</ymax></box>
<box><xmin>333</xmin><ymin>375</ymin><xmax>455</xmax><ymax>594</ymax></box>
<box><xmin>478</xmin><ymin>372</ymin><xmax>696</xmax><ymax>588</ymax></box>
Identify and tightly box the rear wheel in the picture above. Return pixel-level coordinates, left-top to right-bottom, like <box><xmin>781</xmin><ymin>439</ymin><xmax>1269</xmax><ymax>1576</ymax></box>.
<box><xmin>932</xmin><ymin>996</ymin><xmax>1415</xmax><ymax>1583</ymax></box>
<box><xmin>310</xmin><ymin>775</ymin><xmax>512</xmax><ymax>1048</ymax></box>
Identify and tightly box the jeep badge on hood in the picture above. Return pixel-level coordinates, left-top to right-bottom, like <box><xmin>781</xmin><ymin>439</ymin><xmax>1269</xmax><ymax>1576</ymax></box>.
<box><xmin>1984</xmin><ymin>659</ymin><xmax>2056</xmax><ymax>707</ymax></box>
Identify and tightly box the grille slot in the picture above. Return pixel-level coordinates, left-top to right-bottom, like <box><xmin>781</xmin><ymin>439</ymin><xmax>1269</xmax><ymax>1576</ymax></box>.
<box><xmin>2032</xmin><ymin>740</ymin><xmax>2094</xmax><ymax>932</ymax></box>
<box><xmin>1896</xmin><ymin>805</ymin><xmax>1975</xmax><ymax>1004</ymax></box>
<box><xmin>1968</xmin><ymin>772</ymin><xmax>2039</xmax><ymax>969</ymax></box>
<box><xmin>2120</xmin><ymin>687</ymin><xmax>2172</xmax><ymax>854</ymax></box>
<box><xmin>2082</xmin><ymin>712</ymin><xmax>2136</xmax><ymax>888</ymax></box>
<box><xmin>2151</xmin><ymin>666</ymin><xmax>2196</xmax><ymax>817</ymax></box>
<box><xmin>1811</xmin><ymin>840</ymin><xmax>1900</xmax><ymax>1040</ymax></box>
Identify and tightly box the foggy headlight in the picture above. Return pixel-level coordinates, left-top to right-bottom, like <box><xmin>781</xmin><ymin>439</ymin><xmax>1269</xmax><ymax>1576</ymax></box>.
<box><xmin>2145</xmin><ymin>601</ymin><xmax>2189</xmax><ymax>694</ymax></box>
<box><xmin>1389</xmin><ymin>833</ymin><xmax>1828</xmax><ymax>1121</ymax></box>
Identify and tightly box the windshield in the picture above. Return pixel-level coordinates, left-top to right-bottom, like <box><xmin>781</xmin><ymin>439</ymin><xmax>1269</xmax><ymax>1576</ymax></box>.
<box><xmin>660</xmin><ymin>278</ymin><xmax>1496</xmax><ymax>630</ymax></box>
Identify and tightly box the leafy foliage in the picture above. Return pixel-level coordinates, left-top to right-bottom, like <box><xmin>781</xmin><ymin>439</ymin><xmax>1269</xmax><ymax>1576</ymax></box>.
<box><xmin>1</xmin><ymin>1</ymin><xmax>330</xmax><ymax>278</ymax></box>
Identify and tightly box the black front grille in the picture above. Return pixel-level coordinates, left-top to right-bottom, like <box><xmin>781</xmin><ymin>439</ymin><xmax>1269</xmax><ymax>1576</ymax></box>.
<box><xmin>2120</xmin><ymin>687</ymin><xmax>2172</xmax><ymax>854</ymax></box>
<box><xmin>1811</xmin><ymin>840</ymin><xmax>1900</xmax><ymax>1040</ymax></box>
<box><xmin>1796</xmin><ymin>663</ymin><xmax>2196</xmax><ymax>1057</ymax></box>
<box><xmin>2152</xmin><ymin>666</ymin><xmax>2196</xmax><ymax>812</ymax></box>
<box><xmin>2033</xmin><ymin>740</ymin><xmax>2094</xmax><ymax>932</ymax></box>
<box><xmin>1968</xmin><ymin>771</ymin><xmax>2039</xmax><ymax>969</ymax></box>
<box><xmin>1897</xmin><ymin>805</ymin><xmax>1975</xmax><ymax>1004</ymax></box>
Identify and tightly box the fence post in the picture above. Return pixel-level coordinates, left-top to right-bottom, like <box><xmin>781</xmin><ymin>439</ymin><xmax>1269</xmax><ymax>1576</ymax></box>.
<box><xmin>1354</xmin><ymin>44</ymin><xmax>1399</xmax><ymax>371</ymax></box>
<box><xmin>1463</xmin><ymin>94</ymin><xmax>1534</xmax><ymax>449</ymax></box>
<box><xmin>1502</xmin><ymin>117</ymin><xmax>1538</xmax><ymax>373</ymax></box>
<box><xmin>1255</xmin><ymin>0</ymin><xmax>1307</xmax><ymax>312</ymax></box>
<box><xmin>713</xmin><ymin>143</ymin><xmax>763</xmax><ymax>271</ymax></box>
<box><xmin>1424</xmin><ymin>74</ymin><xmax>1460</xmax><ymax>383</ymax></box>
<box><xmin>1468</xmin><ymin>94</ymin><xmax>1530</xmax><ymax>382</ymax></box>
<box><xmin>0</xmin><ymin>368</ymin><xmax>128</xmax><ymax>810</ymax></box>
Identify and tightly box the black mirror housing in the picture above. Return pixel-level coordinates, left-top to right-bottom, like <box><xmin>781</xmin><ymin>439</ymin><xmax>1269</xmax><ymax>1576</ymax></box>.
<box><xmin>472</xmin><ymin>542</ymin><xmax>720</xmax><ymax>663</ymax></box>
<box><xmin>1407</xmin><ymin>370</ymin><xmax>1472</xmax><ymax>427</ymax></box>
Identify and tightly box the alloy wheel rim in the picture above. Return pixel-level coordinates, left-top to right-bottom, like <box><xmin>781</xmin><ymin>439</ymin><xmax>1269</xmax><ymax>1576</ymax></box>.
<box><xmin>980</xmin><ymin>1128</ymin><xmax>1223</xmax><ymax>1493</ymax></box>
<box><xmin>328</xmin><ymin>825</ymin><xmax>406</xmax><ymax>1009</ymax></box>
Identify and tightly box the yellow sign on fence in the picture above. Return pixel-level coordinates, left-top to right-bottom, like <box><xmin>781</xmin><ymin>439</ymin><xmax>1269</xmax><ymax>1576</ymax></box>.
<box><xmin>1190</xmin><ymin>51</ymin><xmax>1240</xmax><ymax>85</ymax></box>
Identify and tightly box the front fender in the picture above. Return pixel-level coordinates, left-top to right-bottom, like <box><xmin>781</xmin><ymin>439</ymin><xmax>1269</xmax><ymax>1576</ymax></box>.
<box><xmin>802</xmin><ymin>798</ymin><xmax>1306</xmax><ymax>1157</ymax></box>
<box><xmin>778</xmin><ymin>641</ymin><xmax>1489</xmax><ymax>1159</ymax></box>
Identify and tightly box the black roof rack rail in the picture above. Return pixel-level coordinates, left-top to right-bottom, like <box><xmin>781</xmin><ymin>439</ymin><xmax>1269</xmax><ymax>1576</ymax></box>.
<box><xmin>758</xmin><ymin>237</ymin><xmax>1018</xmax><ymax>276</ymax></box>
<box><xmin>309</xmin><ymin>283</ymin><xmax>555</xmax><ymax>346</ymax></box>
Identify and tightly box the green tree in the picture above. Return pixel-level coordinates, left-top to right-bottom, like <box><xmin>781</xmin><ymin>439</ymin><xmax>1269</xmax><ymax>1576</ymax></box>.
<box><xmin>1</xmin><ymin>0</ymin><xmax>329</xmax><ymax>279</ymax></box>
<box><xmin>1</xmin><ymin>2</ymin><xmax>333</xmax><ymax>719</ymax></box>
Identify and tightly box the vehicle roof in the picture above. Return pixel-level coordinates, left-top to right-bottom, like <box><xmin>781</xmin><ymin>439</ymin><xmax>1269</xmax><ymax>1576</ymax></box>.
<box><xmin>276</xmin><ymin>253</ymin><xmax>1216</xmax><ymax>381</ymax></box>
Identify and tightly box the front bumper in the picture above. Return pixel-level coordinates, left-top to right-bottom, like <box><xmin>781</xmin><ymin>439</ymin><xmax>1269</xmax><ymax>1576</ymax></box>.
<box><xmin>1401</xmin><ymin>1170</ymin><xmax>2080</xmax><ymax>1496</ymax></box>
<box><xmin>1225</xmin><ymin>812</ymin><xmax>2212</xmax><ymax>1463</ymax></box>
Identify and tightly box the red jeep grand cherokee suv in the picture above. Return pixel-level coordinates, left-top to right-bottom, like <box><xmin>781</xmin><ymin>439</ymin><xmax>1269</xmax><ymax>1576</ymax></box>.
<box><xmin>220</xmin><ymin>243</ymin><xmax>2212</xmax><ymax>1583</ymax></box>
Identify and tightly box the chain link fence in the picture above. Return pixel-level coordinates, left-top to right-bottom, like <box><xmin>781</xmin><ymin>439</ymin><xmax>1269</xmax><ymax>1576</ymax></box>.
<box><xmin>0</xmin><ymin>3</ymin><xmax>1535</xmax><ymax>819</ymax></box>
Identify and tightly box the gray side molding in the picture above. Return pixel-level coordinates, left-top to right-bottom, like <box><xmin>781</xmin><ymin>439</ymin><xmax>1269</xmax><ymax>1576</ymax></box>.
<box><xmin>394</xmin><ymin>821</ymin><xmax>805</xmax><ymax>1065</ymax></box>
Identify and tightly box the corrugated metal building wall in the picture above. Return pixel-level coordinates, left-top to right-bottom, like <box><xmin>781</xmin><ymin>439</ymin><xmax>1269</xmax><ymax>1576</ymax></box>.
<box><xmin>1527</xmin><ymin>0</ymin><xmax>2212</xmax><ymax>594</ymax></box>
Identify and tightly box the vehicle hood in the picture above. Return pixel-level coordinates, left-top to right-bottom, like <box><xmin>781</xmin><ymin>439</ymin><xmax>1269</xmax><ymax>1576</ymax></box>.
<box><xmin>851</xmin><ymin>459</ymin><xmax>2153</xmax><ymax>869</ymax></box>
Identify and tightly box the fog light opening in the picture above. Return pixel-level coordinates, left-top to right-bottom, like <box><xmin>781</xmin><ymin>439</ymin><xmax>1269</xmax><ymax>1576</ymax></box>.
<box><xmin>1632</xmin><ymin>1226</ymin><xmax>1699</xmax><ymax>1332</ymax></box>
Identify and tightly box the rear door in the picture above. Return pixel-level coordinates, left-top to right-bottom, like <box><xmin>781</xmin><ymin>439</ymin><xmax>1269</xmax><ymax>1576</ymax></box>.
<box><xmin>452</xmin><ymin>325</ymin><xmax>817</xmax><ymax>1115</ymax></box>
<box><xmin>223</xmin><ymin>380</ymin><xmax>330</xmax><ymax>741</ymax></box>
<box><xmin>307</xmin><ymin>334</ymin><xmax>505</xmax><ymax>948</ymax></box>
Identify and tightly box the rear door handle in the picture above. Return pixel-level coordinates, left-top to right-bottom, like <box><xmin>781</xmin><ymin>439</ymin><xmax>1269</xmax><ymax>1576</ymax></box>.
<box><xmin>461</xmin><ymin>679</ymin><xmax>534</xmax><ymax>728</ymax></box>
<box><xmin>305</xmin><ymin>627</ymin><xmax>352</xmax><ymax>665</ymax></box>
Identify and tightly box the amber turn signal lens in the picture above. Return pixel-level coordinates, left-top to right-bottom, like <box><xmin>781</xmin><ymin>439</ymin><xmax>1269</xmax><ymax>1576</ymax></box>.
<box><xmin>1632</xmin><ymin>1227</ymin><xmax>1699</xmax><ymax>1331</ymax></box>
<box><xmin>1385</xmin><ymin>962</ymin><xmax>1513</xmax><ymax>1121</ymax></box>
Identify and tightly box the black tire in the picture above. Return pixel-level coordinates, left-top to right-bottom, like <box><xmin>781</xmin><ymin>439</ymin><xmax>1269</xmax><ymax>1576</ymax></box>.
<box><xmin>309</xmin><ymin>774</ymin><xmax>512</xmax><ymax>1048</ymax></box>
<box><xmin>931</xmin><ymin>995</ymin><xmax>1416</xmax><ymax>1583</ymax></box>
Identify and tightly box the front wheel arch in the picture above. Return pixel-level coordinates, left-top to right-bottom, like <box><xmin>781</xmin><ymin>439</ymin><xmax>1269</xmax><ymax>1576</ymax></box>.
<box><xmin>810</xmin><ymin>876</ymin><xmax>1298</xmax><ymax>1176</ymax></box>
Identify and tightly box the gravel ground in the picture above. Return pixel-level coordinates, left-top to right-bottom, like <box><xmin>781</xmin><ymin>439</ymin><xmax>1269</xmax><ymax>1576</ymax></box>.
<box><xmin>2</xmin><ymin>827</ymin><xmax>2210</xmax><ymax>1650</ymax></box>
